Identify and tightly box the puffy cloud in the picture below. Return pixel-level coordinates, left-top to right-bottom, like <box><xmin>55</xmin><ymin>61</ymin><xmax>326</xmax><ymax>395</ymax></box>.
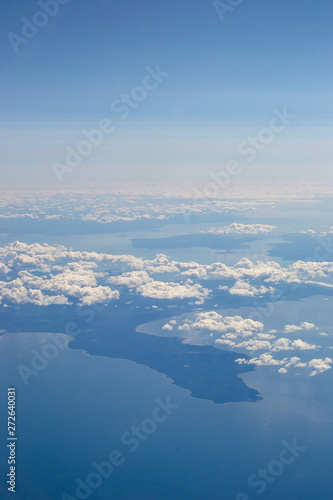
<box><xmin>166</xmin><ymin>311</ymin><xmax>320</xmax><ymax>356</ymax></box>
<box><xmin>272</xmin><ymin>338</ymin><xmax>318</xmax><ymax>351</ymax></box>
<box><xmin>1</xmin><ymin>238</ymin><xmax>331</xmax><ymax>378</ymax></box>
<box><xmin>137</xmin><ymin>281</ymin><xmax>210</xmax><ymax>303</ymax></box>
<box><xmin>284</xmin><ymin>322</ymin><xmax>316</xmax><ymax>333</ymax></box>
<box><xmin>289</xmin><ymin>261</ymin><xmax>333</xmax><ymax>280</ymax></box>
<box><xmin>206</xmin><ymin>223</ymin><xmax>276</xmax><ymax>235</ymax></box>
<box><xmin>227</xmin><ymin>280</ymin><xmax>274</xmax><ymax>297</ymax></box>
<box><xmin>0</xmin><ymin>283</ymin><xmax>70</xmax><ymax>306</ymax></box>
<box><xmin>169</xmin><ymin>311</ymin><xmax>271</xmax><ymax>352</ymax></box>
<box><xmin>284</xmin><ymin>324</ymin><xmax>302</xmax><ymax>333</ymax></box>
<box><xmin>107</xmin><ymin>271</ymin><xmax>152</xmax><ymax>289</ymax></box>
<box><xmin>2</xmin><ymin>241</ymin><xmax>333</xmax><ymax>311</ymax></box>
<box><xmin>0</xmin><ymin>262</ymin><xmax>10</xmax><ymax>275</ymax></box>
<box><xmin>300</xmin><ymin>229</ymin><xmax>316</xmax><ymax>235</ymax></box>
<box><xmin>285</xmin><ymin>357</ymin><xmax>302</xmax><ymax>367</ymax></box>
<box><xmin>3</xmin><ymin>242</ymin><xmax>333</xmax><ymax>293</ymax></box>
<box><xmin>0</xmin><ymin>254</ymin><xmax>119</xmax><ymax>306</ymax></box>
<box><xmin>75</xmin><ymin>286</ymin><xmax>119</xmax><ymax>306</ymax></box>
<box><xmin>272</xmin><ymin>338</ymin><xmax>292</xmax><ymax>351</ymax></box>
<box><xmin>181</xmin><ymin>257</ymin><xmax>333</xmax><ymax>290</ymax></box>
<box><xmin>236</xmin><ymin>353</ymin><xmax>285</xmax><ymax>366</ymax></box>
<box><xmin>158</xmin><ymin>308</ymin><xmax>317</xmax><ymax>359</ymax></box>
<box><xmin>236</xmin><ymin>353</ymin><xmax>332</xmax><ymax>376</ymax></box>
<box><xmin>308</xmin><ymin>357</ymin><xmax>333</xmax><ymax>376</ymax></box>
<box><xmin>162</xmin><ymin>323</ymin><xmax>174</xmax><ymax>331</ymax></box>
<box><xmin>292</xmin><ymin>339</ymin><xmax>318</xmax><ymax>351</ymax></box>
<box><xmin>189</xmin><ymin>311</ymin><xmax>263</xmax><ymax>337</ymax></box>
<box><xmin>257</xmin><ymin>333</ymin><xmax>276</xmax><ymax>340</ymax></box>
<box><xmin>178</xmin><ymin>323</ymin><xmax>191</xmax><ymax>331</ymax></box>
<box><xmin>285</xmin><ymin>357</ymin><xmax>333</xmax><ymax>376</ymax></box>
<box><xmin>301</xmin><ymin>322</ymin><xmax>316</xmax><ymax>330</ymax></box>
<box><xmin>218</xmin><ymin>339</ymin><xmax>272</xmax><ymax>351</ymax></box>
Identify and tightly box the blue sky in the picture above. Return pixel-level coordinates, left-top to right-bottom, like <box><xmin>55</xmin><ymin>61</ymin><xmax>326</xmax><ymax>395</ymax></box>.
<box><xmin>0</xmin><ymin>0</ymin><xmax>332</xmax><ymax>185</ymax></box>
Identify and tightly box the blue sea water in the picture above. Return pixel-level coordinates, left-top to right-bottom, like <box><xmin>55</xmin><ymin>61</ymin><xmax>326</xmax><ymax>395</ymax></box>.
<box><xmin>1</xmin><ymin>200</ymin><xmax>333</xmax><ymax>499</ymax></box>
<box><xmin>1</xmin><ymin>329</ymin><xmax>333</xmax><ymax>500</ymax></box>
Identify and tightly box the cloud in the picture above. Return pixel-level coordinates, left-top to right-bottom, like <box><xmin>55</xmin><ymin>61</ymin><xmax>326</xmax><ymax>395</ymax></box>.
<box><xmin>284</xmin><ymin>322</ymin><xmax>316</xmax><ymax>333</ymax></box>
<box><xmin>2</xmin><ymin>241</ymin><xmax>333</xmax><ymax>312</ymax></box>
<box><xmin>217</xmin><ymin>336</ymin><xmax>318</xmax><ymax>353</ymax></box>
<box><xmin>236</xmin><ymin>353</ymin><xmax>332</xmax><ymax>376</ymax></box>
<box><xmin>206</xmin><ymin>223</ymin><xmax>276</xmax><ymax>235</ymax></box>
<box><xmin>257</xmin><ymin>333</ymin><xmax>276</xmax><ymax>340</ymax></box>
<box><xmin>0</xmin><ymin>263</ymin><xmax>10</xmax><ymax>275</ymax></box>
<box><xmin>284</xmin><ymin>324</ymin><xmax>302</xmax><ymax>333</ymax></box>
<box><xmin>285</xmin><ymin>357</ymin><xmax>302</xmax><ymax>367</ymax></box>
<box><xmin>226</xmin><ymin>280</ymin><xmax>274</xmax><ymax>297</ymax></box>
<box><xmin>292</xmin><ymin>339</ymin><xmax>318</xmax><ymax>350</ymax></box>
<box><xmin>236</xmin><ymin>353</ymin><xmax>285</xmax><ymax>366</ymax></box>
<box><xmin>107</xmin><ymin>271</ymin><xmax>153</xmax><ymax>289</ymax></box>
<box><xmin>0</xmin><ymin>285</ymin><xmax>70</xmax><ymax>306</ymax></box>
<box><xmin>300</xmin><ymin>229</ymin><xmax>316</xmax><ymax>235</ymax></box>
<box><xmin>72</xmin><ymin>286</ymin><xmax>119</xmax><ymax>306</ymax></box>
<box><xmin>3</xmin><ymin>242</ymin><xmax>333</xmax><ymax>293</ymax></box>
<box><xmin>0</xmin><ymin>251</ymin><xmax>120</xmax><ymax>306</ymax></box>
<box><xmin>308</xmin><ymin>357</ymin><xmax>333</xmax><ymax>376</ymax></box>
<box><xmin>160</xmin><ymin>307</ymin><xmax>325</xmax><ymax>379</ymax></box>
<box><xmin>272</xmin><ymin>338</ymin><xmax>318</xmax><ymax>351</ymax></box>
<box><xmin>1</xmin><ymin>239</ymin><xmax>331</xmax><ymax>378</ymax></box>
<box><xmin>161</xmin><ymin>311</ymin><xmax>321</xmax><ymax>356</ymax></box>
<box><xmin>162</xmin><ymin>323</ymin><xmax>174</xmax><ymax>331</ymax></box>
<box><xmin>218</xmin><ymin>338</ymin><xmax>272</xmax><ymax>351</ymax></box>
<box><xmin>300</xmin><ymin>321</ymin><xmax>316</xmax><ymax>330</ymax></box>
<box><xmin>188</xmin><ymin>311</ymin><xmax>264</xmax><ymax>337</ymax></box>
<box><xmin>0</xmin><ymin>188</ymin><xmax>262</xmax><ymax>226</ymax></box>
<box><xmin>178</xmin><ymin>323</ymin><xmax>191</xmax><ymax>331</ymax></box>
<box><xmin>137</xmin><ymin>281</ymin><xmax>210</xmax><ymax>303</ymax></box>
<box><xmin>179</xmin><ymin>256</ymin><xmax>333</xmax><ymax>293</ymax></box>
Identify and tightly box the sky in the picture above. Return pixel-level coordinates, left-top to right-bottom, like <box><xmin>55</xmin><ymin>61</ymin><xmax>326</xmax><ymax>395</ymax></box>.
<box><xmin>0</xmin><ymin>0</ymin><xmax>332</xmax><ymax>185</ymax></box>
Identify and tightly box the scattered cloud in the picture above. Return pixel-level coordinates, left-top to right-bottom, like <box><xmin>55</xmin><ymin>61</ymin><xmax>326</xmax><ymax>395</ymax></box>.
<box><xmin>284</xmin><ymin>322</ymin><xmax>316</xmax><ymax>333</ymax></box>
<box><xmin>308</xmin><ymin>357</ymin><xmax>333</xmax><ymax>376</ymax></box>
<box><xmin>205</xmin><ymin>223</ymin><xmax>276</xmax><ymax>235</ymax></box>
<box><xmin>137</xmin><ymin>281</ymin><xmax>210</xmax><ymax>303</ymax></box>
<box><xmin>225</xmin><ymin>280</ymin><xmax>274</xmax><ymax>297</ymax></box>
<box><xmin>0</xmin><ymin>240</ymin><xmax>332</xmax><ymax>377</ymax></box>
<box><xmin>162</xmin><ymin>323</ymin><xmax>174</xmax><ymax>331</ymax></box>
<box><xmin>236</xmin><ymin>354</ymin><xmax>332</xmax><ymax>376</ymax></box>
<box><xmin>107</xmin><ymin>271</ymin><xmax>153</xmax><ymax>289</ymax></box>
<box><xmin>236</xmin><ymin>353</ymin><xmax>285</xmax><ymax>366</ymax></box>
